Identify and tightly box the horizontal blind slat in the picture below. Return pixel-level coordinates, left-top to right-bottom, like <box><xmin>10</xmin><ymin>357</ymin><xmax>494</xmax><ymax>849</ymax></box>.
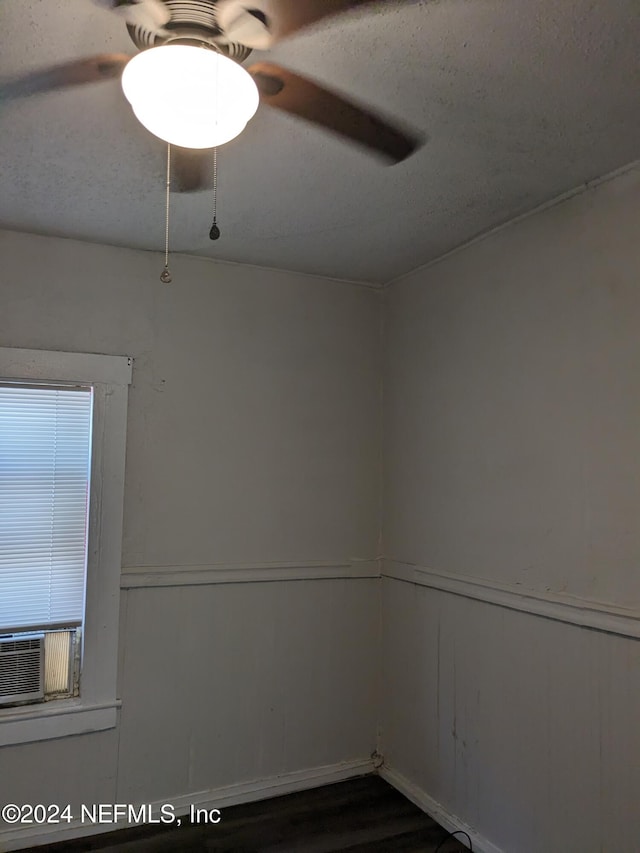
<box><xmin>0</xmin><ymin>385</ymin><xmax>92</xmax><ymax>632</ymax></box>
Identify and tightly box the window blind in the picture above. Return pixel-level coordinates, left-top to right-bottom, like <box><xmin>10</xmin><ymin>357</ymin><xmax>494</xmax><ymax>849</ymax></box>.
<box><xmin>0</xmin><ymin>384</ymin><xmax>93</xmax><ymax>633</ymax></box>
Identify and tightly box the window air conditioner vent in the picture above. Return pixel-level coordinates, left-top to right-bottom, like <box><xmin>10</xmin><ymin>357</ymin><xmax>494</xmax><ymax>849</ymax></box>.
<box><xmin>0</xmin><ymin>637</ymin><xmax>42</xmax><ymax>654</ymax></box>
<box><xmin>0</xmin><ymin>633</ymin><xmax>45</xmax><ymax>704</ymax></box>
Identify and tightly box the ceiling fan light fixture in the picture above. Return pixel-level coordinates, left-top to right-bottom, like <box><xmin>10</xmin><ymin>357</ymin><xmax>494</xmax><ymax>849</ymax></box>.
<box><xmin>121</xmin><ymin>44</ymin><xmax>259</xmax><ymax>149</ymax></box>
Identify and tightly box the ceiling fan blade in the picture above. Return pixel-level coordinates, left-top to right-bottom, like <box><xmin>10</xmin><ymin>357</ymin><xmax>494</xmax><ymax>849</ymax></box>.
<box><xmin>217</xmin><ymin>0</ymin><xmax>409</xmax><ymax>49</ymax></box>
<box><xmin>93</xmin><ymin>0</ymin><xmax>171</xmax><ymax>31</ymax></box>
<box><xmin>249</xmin><ymin>62</ymin><xmax>422</xmax><ymax>163</ymax></box>
<box><xmin>171</xmin><ymin>148</ymin><xmax>214</xmax><ymax>193</ymax></box>
<box><xmin>264</xmin><ymin>0</ymin><xmax>391</xmax><ymax>42</ymax></box>
<box><xmin>0</xmin><ymin>54</ymin><xmax>130</xmax><ymax>100</ymax></box>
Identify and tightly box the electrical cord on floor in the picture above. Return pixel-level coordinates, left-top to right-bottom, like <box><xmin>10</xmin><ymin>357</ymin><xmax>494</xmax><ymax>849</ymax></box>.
<box><xmin>434</xmin><ymin>829</ymin><xmax>473</xmax><ymax>852</ymax></box>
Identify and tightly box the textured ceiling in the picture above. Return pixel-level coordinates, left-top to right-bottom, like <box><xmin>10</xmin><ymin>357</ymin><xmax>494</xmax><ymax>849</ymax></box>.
<box><xmin>0</xmin><ymin>0</ymin><xmax>639</xmax><ymax>284</ymax></box>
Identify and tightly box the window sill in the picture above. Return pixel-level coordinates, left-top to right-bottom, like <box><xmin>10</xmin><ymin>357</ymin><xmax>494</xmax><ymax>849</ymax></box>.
<box><xmin>0</xmin><ymin>699</ymin><xmax>120</xmax><ymax>746</ymax></box>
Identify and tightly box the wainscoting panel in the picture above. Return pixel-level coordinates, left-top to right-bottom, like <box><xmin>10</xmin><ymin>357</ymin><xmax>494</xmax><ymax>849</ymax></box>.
<box><xmin>117</xmin><ymin>576</ymin><xmax>379</xmax><ymax>805</ymax></box>
<box><xmin>380</xmin><ymin>575</ymin><xmax>640</xmax><ymax>853</ymax></box>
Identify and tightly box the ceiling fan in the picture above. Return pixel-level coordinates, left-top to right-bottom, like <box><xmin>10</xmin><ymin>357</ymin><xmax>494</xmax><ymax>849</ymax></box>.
<box><xmin>1</xmin><ymin>0</ymin><xmax>423</xmax><ymax>192</ymax></box>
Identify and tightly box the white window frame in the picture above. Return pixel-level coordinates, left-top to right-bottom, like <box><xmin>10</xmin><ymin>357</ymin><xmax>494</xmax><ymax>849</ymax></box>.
<box><xmin>0</xmin><ymin>347</ymin><xmax>131</xmax><ymax>746</ymax></box>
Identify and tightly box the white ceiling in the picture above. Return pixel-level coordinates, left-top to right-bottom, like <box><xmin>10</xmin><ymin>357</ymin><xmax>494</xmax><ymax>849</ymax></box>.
<box><xmin>1</xmin><ymin>0</ymin><xmax>639</xmax><ymax>285</ymax></box>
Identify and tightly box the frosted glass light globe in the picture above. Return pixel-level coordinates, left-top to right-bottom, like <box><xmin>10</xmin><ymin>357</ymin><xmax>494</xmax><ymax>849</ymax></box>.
<box><xmin>121</xmin><ymin>44</ymin><xmax>259</xmax><ymax>149</ymax></box>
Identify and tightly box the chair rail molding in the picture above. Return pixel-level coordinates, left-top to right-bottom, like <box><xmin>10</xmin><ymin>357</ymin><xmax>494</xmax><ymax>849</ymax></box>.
<box><xmin>383</xmin><ymin>559</ymin><xmax>640</xmax><ymax>639</ymax></box>
<box><xmin>121</xmin><ymin>560</ymin><xmax>380</xmax><ymax>588</ymax></box>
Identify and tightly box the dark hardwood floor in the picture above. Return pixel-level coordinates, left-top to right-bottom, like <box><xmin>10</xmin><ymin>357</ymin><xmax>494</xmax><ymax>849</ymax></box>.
<box><xmin>36</xmin><ymin>775</ymin><xmax>469</xmax><ymax>853</ymax></box>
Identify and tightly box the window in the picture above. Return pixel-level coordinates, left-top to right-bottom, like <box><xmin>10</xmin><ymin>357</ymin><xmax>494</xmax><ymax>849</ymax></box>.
<box><xmin>0</xmin><ymin>384</ymin><xmax>92</xmax><ymax>705</ymax></box>
<box><xmin>0</xmin><ymin>348</ymin><xmax>131</xmax><ymax>745</ymax></box>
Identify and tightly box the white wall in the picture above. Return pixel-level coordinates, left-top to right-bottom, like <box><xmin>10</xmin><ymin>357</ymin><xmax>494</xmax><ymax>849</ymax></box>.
<box><xmin>381</xmin><ymin>165</ymin><xmax>640</xmax><ymax>852</ymax></box>
<box><xmin>0</xmin><ymin>230</ymin><xmax>381</xmax><ymax>849</ymax></box>
<box><xmin>5</xmin><ymin>164</ymin><xmax>640</xmax><ymax>853</ymax></box>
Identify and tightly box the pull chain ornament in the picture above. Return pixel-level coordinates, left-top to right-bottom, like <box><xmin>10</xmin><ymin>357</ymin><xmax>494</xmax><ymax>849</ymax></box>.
<box><xmin>160</xmin><ymin>143</ymin><xmax>173</xmax><ymax>282</ymax></box>
<box><xmin>209</xmin><ymin>146</ymin><xmax>220</xmax><ymax>240</ymax></box>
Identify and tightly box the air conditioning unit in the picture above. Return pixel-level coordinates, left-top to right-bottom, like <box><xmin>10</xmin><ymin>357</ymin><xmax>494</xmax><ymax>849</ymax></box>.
<box><xmin>0</xmin><ymin>633</ymin><xmax>45</xmax><ymax>705</ymax></box>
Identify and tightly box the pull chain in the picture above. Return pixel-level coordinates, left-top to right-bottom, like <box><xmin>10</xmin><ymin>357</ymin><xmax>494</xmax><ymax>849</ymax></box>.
<box><xmin>209</xmin><ymin>146</ymin><xmax>220</xmax><ymax>240</ymax></box>
<box><xmin>160</xmin><ymin>143</ymin><xmax>172</xmax><ymax>283</ymax></box>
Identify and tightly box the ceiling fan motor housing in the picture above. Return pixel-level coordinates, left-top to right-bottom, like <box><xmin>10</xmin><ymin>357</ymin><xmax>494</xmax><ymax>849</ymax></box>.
<box><xmin>127</xmin><ymin>0</ymin><xmax>253</xmax><ymax>61</ymax></box>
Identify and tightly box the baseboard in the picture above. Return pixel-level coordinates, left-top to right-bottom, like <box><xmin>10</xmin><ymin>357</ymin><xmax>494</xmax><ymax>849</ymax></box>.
<box><xmin>1</xmin><ymin>758</ymin><xmax>374</xmax><ymax>851</ymax></box>
<box><xmin>380</xmin><ymin>765</ymin><xmax>504</xmax><ymax>853</ymax></box>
